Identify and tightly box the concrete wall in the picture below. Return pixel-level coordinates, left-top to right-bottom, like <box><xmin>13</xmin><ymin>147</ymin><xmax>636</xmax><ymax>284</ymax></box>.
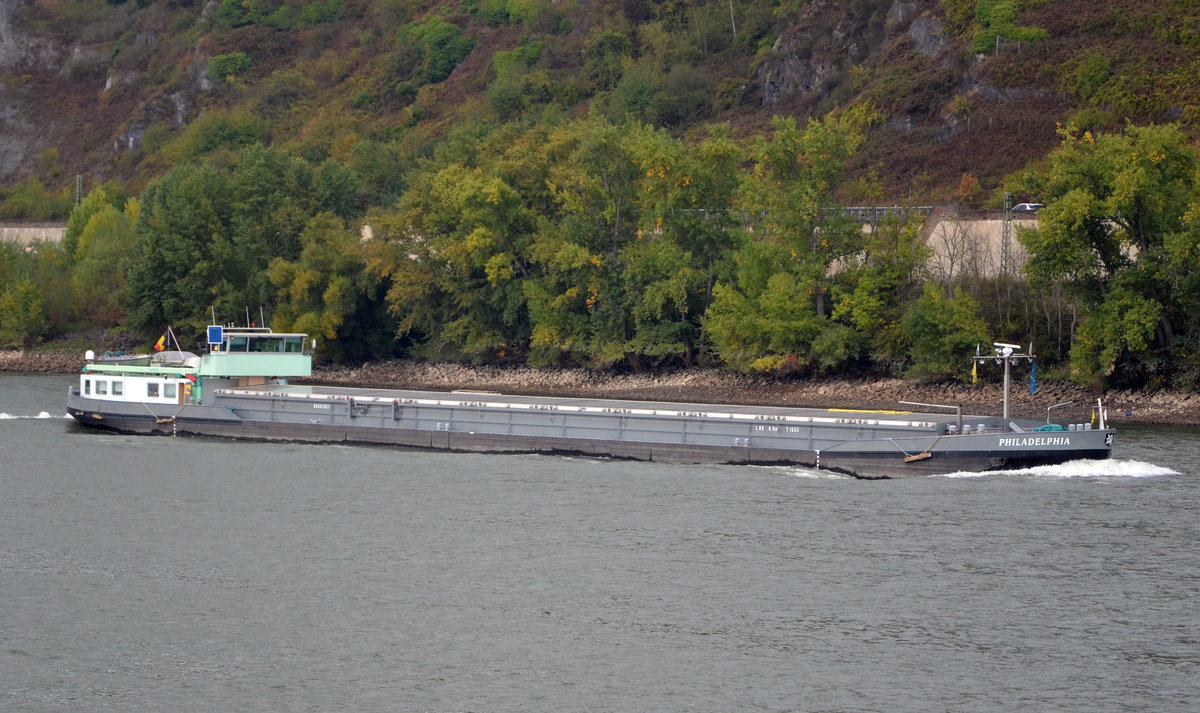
<box><xmin>0</xmin><ymin>221</ymin><xmax>66</xmax><ymax>244</ymax></box>
<box><xmin>918</xmin><ymin>207</ymin><xmax>1039</xmax><ymax>279</ymax></box>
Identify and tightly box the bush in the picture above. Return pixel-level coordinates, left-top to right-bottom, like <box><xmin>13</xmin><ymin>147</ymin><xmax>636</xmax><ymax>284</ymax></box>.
<box><xmin>477</xmin><ymin>0</ymin><xmax>510</xmax><ymax>25</ymax></box>
<box><xmin>167</xmin><ymin>110</ymin><xmax>266</xmax><ymax>160</ymax></box>
<box><xmin>903</xmin><ymin>283</ymin><xmax>990</xmax><ymax>382</ymax></box>
<box><xmin>398</xmin><ymin>17</ymin><xmax>475</xmax><ymax>85</ymax></box>
<box><xmin>207</xmin><ymin>52</ymin><xmax>253</xmax><ymax>83</ymax></box>
<box><xmin>0</xmin><ymin>280</ymin><xmax>47</xmax><ymax>348</ymax></box>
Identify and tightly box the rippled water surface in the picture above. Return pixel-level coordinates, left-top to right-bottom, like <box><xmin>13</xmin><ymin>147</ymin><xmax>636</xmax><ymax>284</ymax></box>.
<box><xmin>2</xmin><ymin>373</ymin><xmax>1198</xmax><ymax>712</ymax></box>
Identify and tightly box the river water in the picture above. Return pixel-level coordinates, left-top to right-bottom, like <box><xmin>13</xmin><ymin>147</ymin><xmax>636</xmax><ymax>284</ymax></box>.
<box><xmin>2</xmin><ymin>372</ymin><xmax>1197</xmax><ymax>712</ymax></box>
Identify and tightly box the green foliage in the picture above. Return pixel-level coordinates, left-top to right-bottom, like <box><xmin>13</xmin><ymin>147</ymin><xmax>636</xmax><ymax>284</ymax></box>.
<box><xmin>1068</xmin><ymin>282</ymin><xmax>1162</xmax><ymax>385</ymax></box>
<box><xmin>706</xmin><ymin>112</ymin><xmax>870</xmax><ymax>373</ymax></box>
<box><xmin>396</xmin><ymin>17</ymin><xmax>476</xmax><ymax>86</ymax></box>
<box><xmin>62</xmin><ymin>184</ymin><xmax>126</xmax><ymax>261</ymax></box>
<box><xmin>1069</xmin><ymin>52</ymin><xmax>1112</xmax><ymax>103</ymax></box>
<box><xmin>164</xmin><ymin>110</ymin><xmax>267</xmax><ymax>162</ymax></box>
<box><xmin>582</xmin><ymin>26</ymin><xmax>632</xmax><ymax>92</ymax></box>
<box><xmin>212</xmin><ymin>0</ymin><xmax>346</xmax><ymax>30</ymax></box>
<box><xmin>477</xmin><ymin>0</ymin><xmax>511</xmax><ymax>26</ymax></box>
<box><xmin>903</xmin><ymin>283</ymin><xmax>990</xmax><ymax>382</ymax></box>
<box><xmin>123</xmin><ymin>145</ymin><xmax>359</xmax><ymax>338</ymax></box>
<box><xmin>368</xmin><ymin>124</ymin><xmax>542</xmax><ymax>361</ymax></box>
<box><xmin>269</xmin><ymin>212</ymin><xmax>393</xmax><ymax>362</ymax></box>
<box><xmin>0</xmin><ymin>177</ymin><xmax>75</xmax><ymax>220</ymax></box>
<box><xmin>70</xmin><ymin>198</ymin><xmax>139</xmax><ymax>325</ymax></box>
<box><xmin>212</xmin><ymin>0</ymin><xmax>258</xmax><ymax>29</ymax></box>
<box><xmin>207</xmin><ymin>52</ymin><xmax>253</xmax><ymax>83</ymax></box>
<box><xmin>970</xmin><ymin>0</ymin><xmax>1049</xmax><ymax>53</ymax></box>
<box><xmin>492</xmin><ymin>39</ymin><xmax>543</xmax><ymax>79</ymax></box>
<box><xmin>0</xmin><ymin>280</ymin><xmax>47</xmax><ymax>348</ymax></box>
<box><xmin>1018</xmin><ymin>124</ymin><xmax>1199</xmax><ymax>386</ymax></box>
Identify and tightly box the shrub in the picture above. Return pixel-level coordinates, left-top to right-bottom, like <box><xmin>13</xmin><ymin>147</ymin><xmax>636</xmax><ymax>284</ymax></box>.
<box><xmin>207</xmin><ymin>52</ymin><xmax>253</xmax><ymax>83</ymax></box>
<box><xmin>0</xmin><ymin>280</ymin><xmax>47</xmax><ymax>348</ymax></box>
<box><xmin>397</xmin><ymin>17</ymin><xmax>475</xmax><ymax>85</ymax></box>
<box><xmin>477</xmin><ymin>0</ymin><xmax>510</xmax><ymax>25</ymax></box>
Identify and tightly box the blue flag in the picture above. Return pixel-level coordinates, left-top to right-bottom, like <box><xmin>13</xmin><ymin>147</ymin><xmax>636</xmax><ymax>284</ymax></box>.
<box><xmin>1030</xmin><ymin>360</ymin><xmax>1037</xmax><ymax>395</ymax></box>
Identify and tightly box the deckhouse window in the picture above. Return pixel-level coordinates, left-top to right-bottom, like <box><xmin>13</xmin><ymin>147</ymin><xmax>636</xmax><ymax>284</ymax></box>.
<box><xmin>83</xmin><ymin>379</ymin><xmax>91</xmax><ymax>395</ymax></box>
<box><xmin>96</xmin><ymin>380</ymin><xmax>108</xmax><ymax>395</ymax></box>
<box><xmin>164</xmin><ymin>383</ymin><xmax>177</xmax><ymax>399</ymax></box>
<box><xmin>112</xmin><ymin>381</ymin><xmax>123</xmax><ymax>396</ymax></box>
<box><xmin>147</xmin><ymin>383</ymin><xmax>159</xmax><ymax>398</ymax></box>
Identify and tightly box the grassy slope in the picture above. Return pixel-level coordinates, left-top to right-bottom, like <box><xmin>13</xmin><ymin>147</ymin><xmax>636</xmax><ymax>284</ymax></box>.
<box><xmin>3</xmin><ymin>0</ymin><xmax>1198</xmax><ymax>206</ymax></box>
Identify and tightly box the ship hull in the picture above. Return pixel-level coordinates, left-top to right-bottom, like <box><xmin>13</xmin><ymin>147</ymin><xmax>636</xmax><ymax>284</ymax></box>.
<box><xmin>67</xmin><ymin>383</ymin><xmax>1114</xmax><ymax>480</ymax></box>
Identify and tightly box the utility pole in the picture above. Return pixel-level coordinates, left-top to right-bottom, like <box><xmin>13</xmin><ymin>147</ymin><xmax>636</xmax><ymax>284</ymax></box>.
<box><xmin>1001</xmin><ymin>191</ymin><xmax>1012</xmax><ymax>275</ymax></box>
<box><xmin>75</xmin><ymin>174</ymin><xmax>83</xmax><ymax>206</ymax></box>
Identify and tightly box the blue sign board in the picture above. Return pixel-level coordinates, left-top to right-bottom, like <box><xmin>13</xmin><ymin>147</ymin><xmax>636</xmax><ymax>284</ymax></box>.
<box><xmin>207</xmin><ymin>325</ymin><xmax>224</xmax><ymax>345</ymax></box>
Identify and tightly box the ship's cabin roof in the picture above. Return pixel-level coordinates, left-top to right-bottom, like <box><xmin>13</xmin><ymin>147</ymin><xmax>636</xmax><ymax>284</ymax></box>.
<box><xmin>209</xmin><ymin>327</ymin><xmax>308</xmax><ymax>355</ymax></box>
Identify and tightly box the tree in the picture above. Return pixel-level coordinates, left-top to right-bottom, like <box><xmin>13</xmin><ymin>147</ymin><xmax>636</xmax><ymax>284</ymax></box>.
<box><xmin>124</xmin><ymin>164</ymin><xmax>231</xmax><ymax>337</ymax></box>
<box><xmin>269</xmin><ymin>212</ymin><xmax>393</xmax><ymax>362</ymax></box>
<box><xmin>1018</xmin><ymin>124</ymin><xmax>1197</xmax><ymax>385</ymax></box>
<box><xmin>62</xmin><ymin>184</ymin><xmax>126</xmax><ymax>263</ymax></box>
<box><xmin>831</xmin><ymin>215</ymin><xmax>931</xmax><ymax>368</ymax></box>
<box><xmin>70</xmin><ymin>198</ymin><xmax>139</xmax><ymax>325</ymax></box>
<box><xmin>368</xmin><ymin>123</ymin><xmax>543</xmax><ymax>361</ymax></box>
<box><xmin>0</xmin><ymin>279</ymin><xmax>47</xmax><ymax>348</ymax></box>
<box><xmin>526</xmin><ymin>118</ymin><xmax>643</xmax><ymax>366</ymax></box>
<box><xmin>903</xmin><ymin>283</ymin><xmax>990</xmax><ymax>382</ymax></box>
<box><xmin>706</xmin><ymin>111</ymin><xmax>870</xmax><ymax>373</ymax></box>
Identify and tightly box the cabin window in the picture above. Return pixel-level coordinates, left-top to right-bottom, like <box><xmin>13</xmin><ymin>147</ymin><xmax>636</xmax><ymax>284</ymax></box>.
<box><xmin>96</xmin><ymin>380</ymin><xmax>108</xmax><ymax>395</ymax></box>
<box><xmin>147</xmin><ymin>383</ymin><xmax>159</xmax><ymax>398</ymax></box>
<box><xmin>112</xmin><ymin>381</ymin><xmax>123</xmax><ymax>396</ymax></box>
<box><xmin>284</xmin><ymin>337</ymin><xmax>303</xmax><ymax>353</ymax></box>
<box><xmin>228</xmin><ymin>336</ymin><xmax>249</xmax><ymax>351</ymax></box>
<box><xmin>83</xmin><ymin>379</ymin><xmax>91</xmax><ymax>395</ymax></box>
<box><xmin>164</xmin><ymin>383</ymin><xmax>177</xmax><ymax>398</ymax></box>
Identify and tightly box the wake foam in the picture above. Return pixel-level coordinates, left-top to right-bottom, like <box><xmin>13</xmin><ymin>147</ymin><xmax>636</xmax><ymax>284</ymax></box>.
<box><xmin>938</xmin><ymin>459</ymin><xmax>1179</xmax><ymax>479</ymax></box>
<box><xmin>0</xmin><ymin>411</ymin><xmax>63</xmax><ymax>420</ymax></box>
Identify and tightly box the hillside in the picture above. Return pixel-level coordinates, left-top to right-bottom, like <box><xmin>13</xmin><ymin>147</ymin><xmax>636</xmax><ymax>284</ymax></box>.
<box><xmin>1</xmin><ymin>0</ymin><xmax>1198</xmax><ymax>209</ymax></box>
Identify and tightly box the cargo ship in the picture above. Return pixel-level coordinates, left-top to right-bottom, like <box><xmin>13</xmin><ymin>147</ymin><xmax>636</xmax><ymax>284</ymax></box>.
<box><xmin>66</xmin><ymin>326</ymin><xmax>1114</xmax><ymax>479</ymax></box>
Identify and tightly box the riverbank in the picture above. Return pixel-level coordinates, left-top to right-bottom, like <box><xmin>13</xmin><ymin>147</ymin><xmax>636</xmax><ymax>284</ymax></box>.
<box><xmin>6</xmin><ymin>348</ymin><xmax>1197</xmax><ymax>426</ymax></box>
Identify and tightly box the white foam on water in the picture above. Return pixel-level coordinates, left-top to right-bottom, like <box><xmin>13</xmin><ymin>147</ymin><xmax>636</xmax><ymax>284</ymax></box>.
<box><xmin>0</xmin><ymin>411</ymin><xmax>67</xmax><ymax>420</ymax></box>
<box><xmin>938</xmin><ymin>459</ymin><xmax>1179</xmax><ymax>479</ymax></box>
<box><xmin>761</xmin><ymin>465</ymin><xmax>851</xmax><ymax>480</ymax></box>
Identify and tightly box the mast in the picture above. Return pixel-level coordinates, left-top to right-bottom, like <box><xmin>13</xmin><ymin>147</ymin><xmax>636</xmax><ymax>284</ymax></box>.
<box><xmin>974</xmin><ymin>342</ymin><xmax>1032</xmax><ymax>432</ymax></box>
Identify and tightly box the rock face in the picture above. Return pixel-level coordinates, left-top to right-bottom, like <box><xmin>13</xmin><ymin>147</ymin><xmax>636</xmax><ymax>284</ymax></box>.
<box><xmin>754</xmin><ymin>0</ymin><xmax>868</xmax><ymax>106</ymax></box>
<box><xmin>753</xmin><ymin>0</ymin><xmax>951</xmax><ymax>107</ymax></box>
<box><xmin>0</xmin><ymin>0</ymin><xmax>65</xmax><ymax>178</ymax></box>
<box><xmin>0</xmin><ymin>0</ymin><xmax>60</xmax><ymax>69</ymax></box>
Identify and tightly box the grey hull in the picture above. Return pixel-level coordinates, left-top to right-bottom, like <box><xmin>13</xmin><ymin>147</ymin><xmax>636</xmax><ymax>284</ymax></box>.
<box><xmin>67</xmin><ymin>383</ymin><xmax>1114</xmax><ymax>480</ymax></box>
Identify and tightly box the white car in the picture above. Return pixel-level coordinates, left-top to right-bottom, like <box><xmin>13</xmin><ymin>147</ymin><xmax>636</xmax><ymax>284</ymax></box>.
<box><xmin>1012</xmin><ymin>203</ymin><xmax>1044</xmax><ymax>211</ymax></box>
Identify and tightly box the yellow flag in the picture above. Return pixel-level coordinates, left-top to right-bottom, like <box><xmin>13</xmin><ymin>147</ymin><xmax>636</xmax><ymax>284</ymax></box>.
<box><xmin>971</xmin><ymin>359</ymin><xmax>977</xmax><ymax>386</ymax></box>
<box><xmin>154</xmin><ymin>334</ymin><xmax>166</xmax><ymax>352</ymax></box>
